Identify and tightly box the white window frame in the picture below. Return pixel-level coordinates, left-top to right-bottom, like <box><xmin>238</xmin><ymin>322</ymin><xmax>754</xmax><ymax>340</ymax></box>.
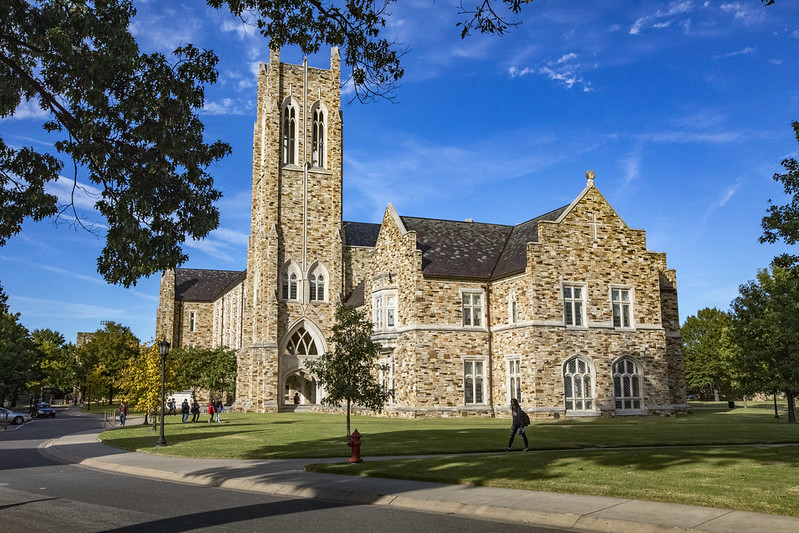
<box><xmin>562</xmin><ymin>282</ymin><xmax>587</xmax><ymax>328</ymax></box>
<box><xmin>311</xmin><ymin>101</ymin><xmax>327</xmax><ymax>169</ymax></box>
<box><xmin>281</xmin><ymin>97</ymin><xmax>299</xmax><ymax>166</ymax></box>
<box><xmin>613</xmin><ymin>356</ymin><xmax>644</xmax><ymax>410</ymax></box>
<box><xmin>372</xmin><ymin>289</ymin><xmax>398</xmax><ymax>332</ymax></box>
<box><xmin>461</xmin><ymin>289</ymin><xmax>484</xmax><ymax>328</ymax></box>
<box><xmin>463</xmin><ymin>357</ymin><xmax>487</xmax><ymax>405</ymax></box>
<box><xmin>281</xmin><ymin>262</ymin><xmax>301</xmax><ymax>301</ymax></box>
<box><xmin>611</xmin><ymin>286</ymin><xmax>634</xmax><ymax>330</ymax></box>
<box><xmin>189</xmin><ymin>310</ymin><xmax>196</xmax><ymax>333</ymax></box>
<box><xmin>507</xmin><ymin>356</ymin><xmax>522</xmax><ymax>403</ymax></box>
<box><xmin>563</xmin><ymin>356</ymin><xmax>595</xmax><ymax>412</ymax></box>
<box><xmin>308</xmin><ymin>262</ymin><xmax>329</xmax><ymax>302</ymax></box>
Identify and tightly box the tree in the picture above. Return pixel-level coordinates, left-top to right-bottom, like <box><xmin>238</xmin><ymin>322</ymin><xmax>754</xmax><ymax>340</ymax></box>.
<box><xmin>306</xmin><ymin>304</ymin><xmax>390</xmax><ymax>437</ymax></box>
<box><xmin>761</xmin><ymin>120</ymin><xmax>799</xmax><ymax>269</ymax></box>
<box><xmin>681</xmin><ymin>308</ymin><xmax>739</xmax><ymax>401</ymax></box>
<box><xmin>79</xmin><ymin>322</ymin><xmax>139</xmax><ymax>405</ymax></box>
<box><xmin>730</xmin><ymin>265</ymin><xmax>799</xmax><ymax>423</ymax></box>
<box><xmin>2</xmin><ymin>0</ymin><xmax>231</xmax><ymax>287</ymax></box>
<box><xmin>0</xmin><ymin>306</ymin><xmax>37</xmax><ymax>406</ymax></box>
<box><xmin>173</xmin><ymin>346</ymin><xmax>237</xmax><ymax>400</ymax></box>
<box><xmin>118</xmin><ymin>341</ymin><xmax>181</xmax><ymax>424</ymax></box>
<box><xmin>30</xmin><ymin>328</ymin><xmax>74</xmax><ymax>398</ymax></box>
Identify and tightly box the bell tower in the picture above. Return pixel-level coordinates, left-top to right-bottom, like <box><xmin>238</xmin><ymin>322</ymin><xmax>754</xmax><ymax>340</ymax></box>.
<box><xmin>236</xmin><ymin>48</ymin><xmax>343</xmax><ymax>412</ymax></box>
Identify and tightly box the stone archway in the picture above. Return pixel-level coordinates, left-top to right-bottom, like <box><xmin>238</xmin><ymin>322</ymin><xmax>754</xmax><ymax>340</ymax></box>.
<box><xmin>279</xmin><ymin>320</ymin><xmax>327</xmax><ymax>409</ymax></box>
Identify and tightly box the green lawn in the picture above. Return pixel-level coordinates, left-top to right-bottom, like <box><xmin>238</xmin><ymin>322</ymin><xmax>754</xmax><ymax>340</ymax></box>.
<box><xmin>98</xmin><ymin>404</ymin><xmax>799</xmax><ymax>517</ymax></box>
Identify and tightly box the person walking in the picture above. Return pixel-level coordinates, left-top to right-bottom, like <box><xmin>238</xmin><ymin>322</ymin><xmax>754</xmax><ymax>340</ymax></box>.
<box><xmin>119</xmin><ymin>402</ymin><xmax>128</xmax><ymax>427</ymax></box>
<box><xmin>207</xmin><ymin>400</ymin><xmax>215</xmax><ymax>423</ymax></box>
<box><xmin>504</xmin><ymin>398</ymin><xmax>529</xmax><ymax>452</ymax></box>
<box><xmin>191</xmin><ymin>399</ymin><xmax>200</xmax><ymax>422</ymax></box>
<box><xmin>214</xmin><ymin>399</ymin><xmax>222</xmax><ymax>423</ymax></box>
<box><xmin>293</xmin><ymin>392</ymin><xmax>300</xmax><ymax>405</ymax></box>
<box><xmin>181</xmin><ymin>399</ymin><xmax>190</xmax><ymax>423</ymax></box>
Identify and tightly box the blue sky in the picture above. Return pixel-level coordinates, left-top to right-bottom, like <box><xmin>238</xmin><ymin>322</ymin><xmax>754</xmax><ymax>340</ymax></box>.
<box><xmin>2</xmin><ymin>0</ymin><xmax>798</xmax><ymax>344</ymax></box>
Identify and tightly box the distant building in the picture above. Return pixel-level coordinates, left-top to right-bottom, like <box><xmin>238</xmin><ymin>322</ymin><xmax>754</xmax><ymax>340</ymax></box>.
<box><xmin>156</xmin><ymin>49</ymin><xmax>687</xmax><ymax>418</ymax></box>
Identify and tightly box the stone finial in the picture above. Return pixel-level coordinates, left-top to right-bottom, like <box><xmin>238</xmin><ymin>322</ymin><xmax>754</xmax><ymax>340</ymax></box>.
<box><xmin>586</xmin><ymin>170</ymin><xmax>596</xmax><ymax>186</ymax></box>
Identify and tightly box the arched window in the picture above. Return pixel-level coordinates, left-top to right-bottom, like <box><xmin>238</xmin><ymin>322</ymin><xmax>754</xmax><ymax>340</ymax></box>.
<box><xmin>281</xmin><ymin>98</ymin><xmax>298</xmax><ymax>165</ymax></box>
<box><xmin>286</xmin><ymin>327</ymin><xmax>318</xmax><ymax>356</ymax></box>
<box><xmin>508</xmin><ymin>290</ymin><xmax>518</xmax><ymax>324</ymax></box>
<box><xmin>563</xmin><ymin>356</ymin><xmax>594</xmax><ymax>411</ymax></box>
<box><xmin>308</xmin><ymin>262</ymin><xmax>328</xmax><ymax>302</ymax></box>
<box><xmin>281</xmin><ymin>262</ymin><xmax>300</xmax><ymax>301</ymax></box>
<box><xmin>311</xmin><ymin>103</ymin><xmax>326</xmax><ymax>168</ymax></box>
<box><xmin>613</xmin><ymin>357</ymin><xmax>644</xmax><ymax>410</ymax></box>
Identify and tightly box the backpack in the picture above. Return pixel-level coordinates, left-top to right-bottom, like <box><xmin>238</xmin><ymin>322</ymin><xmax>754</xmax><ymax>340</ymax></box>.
<box><xmin>522</xmin><ymin>411</ymin><xmax>530</xmax><ymax>427</ymax></box>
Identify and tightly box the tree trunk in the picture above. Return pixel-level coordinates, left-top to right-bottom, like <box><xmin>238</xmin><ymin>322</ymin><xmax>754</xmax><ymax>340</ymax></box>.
<box><xmin>787</xmin><ymin>391</ymin><xmax>796</xmax><ymax>423</ymax></box>
<box><xmin>346</xmin><ymin>399</ymin><xmax>351</xmax><ymax>437</ymax></box>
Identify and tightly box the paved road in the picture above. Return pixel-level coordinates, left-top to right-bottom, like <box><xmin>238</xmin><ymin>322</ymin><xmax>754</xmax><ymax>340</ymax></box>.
<box><xmin>0</xmin><ymin>407</ymin><xmax>558</xmax><ymax>532</ymax></box>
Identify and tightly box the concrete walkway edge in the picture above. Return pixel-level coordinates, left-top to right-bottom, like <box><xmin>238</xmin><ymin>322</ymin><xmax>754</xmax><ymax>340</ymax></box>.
<box><xmin>39</xmin><ymin>429</ymin><xmax>799</xmax><ymax>533</ymax></box>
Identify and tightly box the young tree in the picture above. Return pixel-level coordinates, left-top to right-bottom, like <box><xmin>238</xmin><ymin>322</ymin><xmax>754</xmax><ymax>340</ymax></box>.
<box><xmin>118</xmin><ymin>341</ymin><xmax>181</xmax><ymax>424</ymax></box>
<box><xmin>761</xmin><ymin>120</ymin><xmax>799</xmax><ymax>269</ymax></box>
<box><xmin>730</xmin><ymin>265</ymin><xmax>799</xmax><ymax>422</ymax></box>
<box><xmin>306</xmin><ymin>305</ymin><xmax>390</xmax><ymax>437</ymax></box>
<box><xmin>0</xmin><ymin>307</ymin><xmax>37</xmax><ymax>406</ymax></box>
<box><xmin>681</xmin><ymin>308</ymin><xmax>739</xmax><ymax>400</ymax></box>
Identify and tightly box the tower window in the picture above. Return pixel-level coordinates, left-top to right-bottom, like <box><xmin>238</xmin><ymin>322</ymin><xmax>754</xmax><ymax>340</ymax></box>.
<box><xmin>282</xmin><ymin>101</ymin><xmax>297</xmax><ymax>165</ymax></box>
<box><xmin>312</xmin><ymin>105</ymin><xmax>326</xmax><ymax>168</ymax></box>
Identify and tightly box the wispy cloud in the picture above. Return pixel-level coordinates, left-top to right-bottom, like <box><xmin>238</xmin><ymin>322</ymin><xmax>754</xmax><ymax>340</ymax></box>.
<box><xmin>509</xmin><ymin>52</ymin><xmax>595</xmax><ymax>92</ymax></box>
<box><xmin>719</xmin><ymin>2</ymin><xmax>766</xmax><ymax>23</ymax></box>
<box><xmin>714</xmin><ymin>46</ymin><xmax>756</xmax><ymax>59</ymax></box>
<box><xmin>701</xmin><ymin>182</ymin><xmax>741</xmax><ymax>225</ymax></box>
<box><xmin>629</xmin><ymin>1</ymin><xmax>694</xmax><ymax>35</ymax></box>
<box><xmin>202</xmin><ymin>98</ymin><xmax>250</xmax><ymax>115</ymax></box>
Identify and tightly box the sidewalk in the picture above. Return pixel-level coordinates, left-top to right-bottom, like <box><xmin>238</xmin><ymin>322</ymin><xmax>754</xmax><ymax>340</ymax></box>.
<box><xmin>39</xmin><ymin>423</ymin><xmax>799</xmax><ymax>533</ymax></box>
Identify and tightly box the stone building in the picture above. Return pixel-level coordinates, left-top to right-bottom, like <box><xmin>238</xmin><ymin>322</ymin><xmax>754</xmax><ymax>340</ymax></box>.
<box><xmin>155</xmin><ymin>49</ymin><xmax>687</xmax><ymax>418</ymax></box>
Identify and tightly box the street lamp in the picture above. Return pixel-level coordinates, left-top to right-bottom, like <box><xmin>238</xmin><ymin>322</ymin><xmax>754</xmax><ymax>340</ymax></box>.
<box><xmin>156</xmin><ymin>339</ymin><xmax>170</xmax><ymax>447</ymax></box>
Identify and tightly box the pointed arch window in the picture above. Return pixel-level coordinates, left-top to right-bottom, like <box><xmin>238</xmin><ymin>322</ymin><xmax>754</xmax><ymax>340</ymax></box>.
<box><xmin>308</xmin><ymin>263</ymin><xmax>328</xmax><ymax>302</ymax></box>
<box><xmin>287</xmin><ymin>327</ymin><xmax>318</xmax><ymax>356</ymax></box>
<box><xmin>281</xmin><ymin>263</ymin><xmax>301</xmax><ymax>301</ymax></box>
<box><xmin>613</xmin><ymin>357</ymin><xmax>644</xmax><ymax>410</ymax></box>
<box><xmin>281</xmin><ymin>99</ymin><xmax>298</xmax><ymax>165</ymax></box>
<box><xmin>563</xmin><ymin>356</ymin><xmax>594</xmax><ymax>411</ymax></box>
<box><xmin>311</xmin><ymin>103</ymin><xmax>326</xmax><ymax>168</ymax></box>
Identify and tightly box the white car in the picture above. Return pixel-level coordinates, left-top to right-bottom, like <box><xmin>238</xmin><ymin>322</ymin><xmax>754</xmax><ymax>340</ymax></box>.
<box><xmin>0</xmin><ymin>407</ymin><xmax>31</xmax><ymax>425</ymax></box>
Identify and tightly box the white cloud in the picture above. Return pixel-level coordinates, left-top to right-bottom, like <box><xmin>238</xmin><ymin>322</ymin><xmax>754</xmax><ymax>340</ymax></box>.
<box><xmin>629</xmin><ymin>1</ymin><xmax>694</xmax><ymax>35</ymax></box>
<box><xmin>6</xmin><ymin>98</ymin><xmax>50</xmax><ymax>120</ymax></box>
<box><xmin>702</xmin><ymin>182</ymin><xmax>741</xmax><ymax>224</ymax></box>
<box><xmin>202</xmin><ymin>98</ymin><xmax>248</xmax><ymax>115</ymax></box>
<box><xmin>715</xmin><ymin>46</ymin><xmax>756</xmax><ymax>59</ymax></box>
<box><xmin>47</xmin><ymin>175</ymin><xmax>102</xmax><ymax>211</ymax></box>
<box><xmin>719</xmin><ymin>2</ymin><xmax>765</xmax><ymax>23</ymax></box>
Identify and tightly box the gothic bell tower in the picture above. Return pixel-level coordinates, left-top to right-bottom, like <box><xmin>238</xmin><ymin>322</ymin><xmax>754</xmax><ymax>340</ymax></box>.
<box><xmin>235</xmin><ymin>48</ymin><xmax>343</xmax><ymax>412</ymax></box>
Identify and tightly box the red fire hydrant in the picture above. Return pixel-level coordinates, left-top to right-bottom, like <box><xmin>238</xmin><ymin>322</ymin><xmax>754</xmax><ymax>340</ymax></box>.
<box><xmin>347</xmin><ymin>429</ymin><xmax>363</xmax><ymax>463</ymax></box>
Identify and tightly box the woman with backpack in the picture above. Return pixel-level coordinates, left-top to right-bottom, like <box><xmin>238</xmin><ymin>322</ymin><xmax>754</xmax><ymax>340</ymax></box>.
<box><xmin>504</xmin><ymin>398</ymin><xmax>529</xmax><ymax>452</ymax></box>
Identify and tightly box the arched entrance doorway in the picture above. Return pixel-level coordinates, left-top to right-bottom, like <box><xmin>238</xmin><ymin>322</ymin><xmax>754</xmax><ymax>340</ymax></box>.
<box><xmin>280</xmin><ymin>320</ymin><xmax>326</xmax><ymax>409</ymax></box>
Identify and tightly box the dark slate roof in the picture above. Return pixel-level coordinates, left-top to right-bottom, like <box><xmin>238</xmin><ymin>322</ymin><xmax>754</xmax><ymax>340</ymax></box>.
<box><xmin>343</xmin><ymin>221</ymin><xmax>381</xmax><ymax>247</ymax></box>
<box><xmin>175</xmin><ymin>268</ymin><xmax>246</xmax><ymax>302</ymax></box>
<box><xmin>400</xmin><ymin>217</ymin><xmax>514</xmax><ymax>279</ymax></box>
<box><xmin>492</xmin><ymin>206</ymin><xmax>570</xmax><ymax>278</ymax></box>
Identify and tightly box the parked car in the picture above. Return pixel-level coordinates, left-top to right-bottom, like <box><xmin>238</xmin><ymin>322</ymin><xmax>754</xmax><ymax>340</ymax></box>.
<box><xmin>0</xmin><ymin>407</ymin><xmax>31</xmax><ymax>425</ymax></box>
<box><xmin>35</xmin><ymin>402</ymin><xmax>56</xmax><ymax>418</ymax></box>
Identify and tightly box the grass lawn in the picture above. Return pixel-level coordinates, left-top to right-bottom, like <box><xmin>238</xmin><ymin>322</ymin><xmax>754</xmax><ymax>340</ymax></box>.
<box><xmin>98</xmin><ymin>403</ymin><xmax>799</xmax><ymax>517</ymax></box>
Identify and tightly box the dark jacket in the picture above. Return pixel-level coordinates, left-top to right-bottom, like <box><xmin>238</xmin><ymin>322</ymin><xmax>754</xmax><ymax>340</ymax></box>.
<box><xmin>511</xmin><ymin>407</ymin><xmax>526</xmax><ymax>428</ymax></box>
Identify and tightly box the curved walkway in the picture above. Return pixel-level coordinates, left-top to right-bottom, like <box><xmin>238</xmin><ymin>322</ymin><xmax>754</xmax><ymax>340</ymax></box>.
<box><xmin>40</xmin><ymin>424</ymin><xmax>799</xmax><ymax>533</ymax></box>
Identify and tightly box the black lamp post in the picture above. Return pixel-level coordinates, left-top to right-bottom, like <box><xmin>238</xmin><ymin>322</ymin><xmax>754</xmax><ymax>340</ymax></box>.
<box><xmin>156</xmin><ymin>339</ymin><xmax>170</xmax><ymax>447</ymax></box>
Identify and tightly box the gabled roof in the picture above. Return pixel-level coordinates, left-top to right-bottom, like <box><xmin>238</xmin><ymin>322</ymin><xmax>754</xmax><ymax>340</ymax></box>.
<box><xmin>343</xmin><ymin>221</ymin><xmax>381</xmax><ymax>247</ymax></box>
<box><xmin>175</xmin><ymin>268</ymin><xmax>246</xmax><ymax>302</ymax></box>
<box><xmin>492</xmin><ymin>206</ymin><xmax>569</xmax><ymax>278</ymax></box>
<box><xmin>400</xmin><ymin>217</ymin><xmax>514</xmax><ymax>279</ymax></box>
